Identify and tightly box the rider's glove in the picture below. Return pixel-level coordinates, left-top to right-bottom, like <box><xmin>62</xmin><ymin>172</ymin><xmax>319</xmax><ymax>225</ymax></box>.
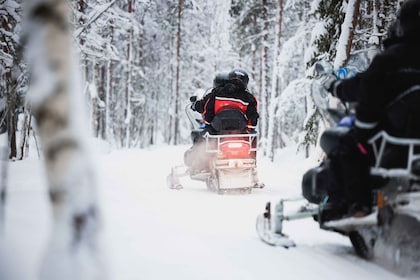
<box><xmin>190</xmin><ymin>102</ymin><xmax>197</xmax><ymax>111</ymax></box>
<box><xmin>319</xmin><ymin>73</ymin><xmax>337</xmax><ymax>93</ymax></box>
<box><xmin>337</xmin><ymin>115</ymin><xmax>355</xmax><ymax>128</ymax></box>
<box><xmin>248</xmin><ymin>129</ymin><xmax>257</xmax><ymax>134</ymax></box>
<box><xmin>190</xmin><ymin>96</ymin><xmax>198</xmax><ymax>111</ymax></box>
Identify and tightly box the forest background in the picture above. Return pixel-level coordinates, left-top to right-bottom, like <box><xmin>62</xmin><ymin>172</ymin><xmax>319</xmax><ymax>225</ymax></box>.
<box><xmin>1</xmin><ymin>0</ymin><xmax>402</xmax><ymax>161</ymax></box>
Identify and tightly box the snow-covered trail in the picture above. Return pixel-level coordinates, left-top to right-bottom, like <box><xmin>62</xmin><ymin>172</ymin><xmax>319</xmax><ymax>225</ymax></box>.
<box><xmin>97</xmin><ymin>145</ymin><xmax>404</xmax><ymax>280</ymax></box>
<box><xmin>3</xmin><ymin>145</ymin><xmax>408</xmax><ymax>280</ymax></box>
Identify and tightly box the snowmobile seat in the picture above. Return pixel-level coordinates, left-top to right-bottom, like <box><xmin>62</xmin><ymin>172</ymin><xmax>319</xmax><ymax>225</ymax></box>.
<box><xmin>319</xmin><ymin>126</ymin><xmax>351</xmax><ymax>156</ymax></box>
<box><xmin>210</xmin><ymin>109</ymin><xmax>248</xmax><ymax>134</ymax></box>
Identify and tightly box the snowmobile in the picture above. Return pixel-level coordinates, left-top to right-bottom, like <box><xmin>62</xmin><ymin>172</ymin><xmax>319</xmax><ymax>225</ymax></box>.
<box><xmin>167</xmin><ymin>101</ymin><xmax>264</xmax><ymax>194</ymax></box>
<box><xmin>256</xmin><ymin>62</ymin><xmax>420</xmax><ymax>277</ymax></box>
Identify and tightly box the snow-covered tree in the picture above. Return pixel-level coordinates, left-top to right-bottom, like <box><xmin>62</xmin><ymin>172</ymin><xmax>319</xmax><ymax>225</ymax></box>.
<box><xmin>0</xmin><ymin>0</ymin><xmax>29</xmax><ymax>159</ymax></box>
<box><xmin>229</xmin><ymin>0</ymin><xmax>282</xmax><ymax>158</ymax></box>
<box><xmin>0</xmin><ymin>0</ymin><xmax>403</xmax><ymax>159</ymax></box>
<box><xmin>22</xmin><ymin>0</ymin><xmax>105</xmax><ymax>278</ymax></box>
<box><xmin>294</xmin><ymin>0</ymin><xmax>399</xmax><ymax>157</ymax></box>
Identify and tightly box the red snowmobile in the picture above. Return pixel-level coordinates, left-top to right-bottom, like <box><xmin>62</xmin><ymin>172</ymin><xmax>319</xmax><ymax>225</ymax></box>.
<box><xmin>167</xmin><ymin>102</ymin><xmax>263</xmax><ymax>194</ymax></box>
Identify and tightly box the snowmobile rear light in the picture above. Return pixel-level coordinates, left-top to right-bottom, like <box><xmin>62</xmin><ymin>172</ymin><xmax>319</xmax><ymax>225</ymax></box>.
<box><xmin>219</xmin><ymin>140</ymin><xmax>250</xmax><ymax>158</ymax></box>
<box><xmin>226</xmin><ymin>142</ymin><xmax>244</xmax><ymax>148</ymax></box>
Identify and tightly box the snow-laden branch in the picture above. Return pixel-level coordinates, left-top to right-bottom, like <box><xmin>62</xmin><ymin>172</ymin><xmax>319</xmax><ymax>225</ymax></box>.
<box><xmin>75</xmin><ymin>0</ymin><xmax>117</xmax><ymax>38</ymax></box>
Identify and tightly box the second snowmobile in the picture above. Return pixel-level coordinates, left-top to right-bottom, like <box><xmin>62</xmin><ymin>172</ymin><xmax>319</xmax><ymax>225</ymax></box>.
<box><xmin>256</xmin><ymin>62</ymin><xmax>420</xmax><ymax>277</ymax></box>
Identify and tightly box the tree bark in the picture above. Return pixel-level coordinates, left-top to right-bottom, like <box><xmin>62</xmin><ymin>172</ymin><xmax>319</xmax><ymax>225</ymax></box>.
<box><xmin>267</xmin><ymin>0</ymin><xmax>284</xmax><ymax>160</ymax></box>
<box><xmin>174</xmin><ymin>0</ymin><xmax>184</xmax><ymax>145</ymax></box>
<box><xmin>18</xmin><ymin>107</ymin><xmax>32</xmax><ymax>160</ymax></box>
<box><xmin>259</xmin><ymin>0</ymin><xmax>269</xmax><ymax>156</ymax></box>
<box><xmin>5</xmin><ymin>71</ymin><xmax>17</xmax><ymax>160</ymax></box>
<box><xmin>124</xmin><ymin>0</ymin><xmax>133</xmax><ymax>148</ymax></box>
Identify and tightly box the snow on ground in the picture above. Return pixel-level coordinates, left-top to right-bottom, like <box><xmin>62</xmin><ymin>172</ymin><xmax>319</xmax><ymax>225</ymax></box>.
<box><xmin>1</xmin><ymin>144</ymin><xmax>413</xmax><ymax>280</ymax></box>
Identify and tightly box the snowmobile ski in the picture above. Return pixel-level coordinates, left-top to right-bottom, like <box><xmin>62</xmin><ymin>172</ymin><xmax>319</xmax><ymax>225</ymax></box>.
<box><xmin>256</xmin><ymin>213</ymin><xmax>295</xmax><ymax>248</ymax></box>
<box><xmin>255</xmin><ymin>202</ymin><xmax>296</xmax><ymax>248</ymax></box>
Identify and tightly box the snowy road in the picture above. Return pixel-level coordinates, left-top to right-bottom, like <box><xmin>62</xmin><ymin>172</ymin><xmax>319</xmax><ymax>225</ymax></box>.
<box><xmin>3</xmin><ymin>145</ymin><xmax>411</xmax><ymax>279</ymax></box>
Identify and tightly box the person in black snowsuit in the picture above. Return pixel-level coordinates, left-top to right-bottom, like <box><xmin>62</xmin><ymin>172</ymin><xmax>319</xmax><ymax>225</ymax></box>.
<box><xmin>188</xmin><ymin>72</ymin><xmax>229</xmax><ymax>144</ymax></box>
<box><xmin>192</xmin><ymin>72</ymin><xmax>229</xmax><ymax>115</ymax></box>
<box><xmin>201</xmin><ymin>69</ymin><xmax>259</xmax><ymax>132</ymax></box>
<box><xmin>185</xmin><ymin>69</ymin><xmax>259</xmax><ymax>169</ymax></box>
<box><xmin>313</xmin><ymin>0</ymin><xmax>420</xmax><ymax>220</ymax></box>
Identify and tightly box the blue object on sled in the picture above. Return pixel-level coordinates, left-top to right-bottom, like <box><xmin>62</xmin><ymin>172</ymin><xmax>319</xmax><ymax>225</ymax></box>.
<box><xmin>336</xmin><ymin>67</ymin><xmax>357</xmax><ymax>79</ymax></box>
<box><xmin>337</xmin><ymin>115</ymin><xmax>355</xmax><ymax>128</ymax></box>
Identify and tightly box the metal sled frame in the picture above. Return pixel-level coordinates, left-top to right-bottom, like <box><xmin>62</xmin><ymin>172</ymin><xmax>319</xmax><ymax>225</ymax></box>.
<box><xmin>258</xmin><ymin>131</ymin><xmax>420</xmax><ymax>247</ymax></box>
<box><xmin>368</xmin><ymin>131</ymin><xmax>420</xmax><ymax>179</ymax></box>
<box><xmin>203</xmin><ymin>132</ymin><xmax>257</xmax><ymax>170</ymax></box>
<box><xmin>203</xmin><ymin>132</ymin><xmax>261</xmax><ymax>193</ymax></box>
<box><xmin>168</xmin><ymin>132</ymin><xmax>260</xmax><ymax>192</ymax></box>
<box><xmin>169</xmin><ymin>102</ymin><xmax>263</xmax><ymax>192</ymax></box>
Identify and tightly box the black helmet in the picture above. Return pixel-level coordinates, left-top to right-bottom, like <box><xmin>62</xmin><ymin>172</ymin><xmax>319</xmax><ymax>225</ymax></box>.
<box><xmin>213</xmin><ymin>72</ymin><xmax>229</xmax><ymax>88</ymax></box>
<box><xmin>395</xmin><ymin>0</ymin><xmax>420</xmax><ymax>38</ymax></box>
<box><xmin>228</xmin><ymin>69</ymin><xmax>249</xmax><ymax>87</ymax></box>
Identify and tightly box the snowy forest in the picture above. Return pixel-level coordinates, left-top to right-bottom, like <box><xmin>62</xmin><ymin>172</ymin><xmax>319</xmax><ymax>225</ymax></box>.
<box><xmin>1</xmin><ymin>1</ymin><xmax>416</xmax><ymax>280</ymax></box>
<box><xmin>1</xmin><ymin>0</ymin><xmax>401</xmax><ymax>160</ymax></box>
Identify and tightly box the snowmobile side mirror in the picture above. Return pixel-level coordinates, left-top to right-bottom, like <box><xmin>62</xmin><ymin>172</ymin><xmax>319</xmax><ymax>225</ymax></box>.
<box><xmin>190</xmin><ymin>96</ymin><xmax>197</xmax><ymax>102</ymax></box>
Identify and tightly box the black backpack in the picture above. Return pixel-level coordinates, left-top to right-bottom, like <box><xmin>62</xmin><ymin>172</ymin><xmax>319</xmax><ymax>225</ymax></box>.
<box><xmin>210</xmin><ymin>109</ymin><xmax>248</xmax><ymax>134</ymax></box>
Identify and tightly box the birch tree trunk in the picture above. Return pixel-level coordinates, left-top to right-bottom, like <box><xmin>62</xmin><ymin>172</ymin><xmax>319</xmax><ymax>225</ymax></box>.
<box><xmin>124</xmin><ymin>0</ymin><xmax>133</xmax><ymax>148</ymax></box>
<box><xmin>266</xmin><ymin>0</ymin><xmax>284</xmax><ymax>160</ymax></box>
<box><xmin>173</xmin><ymin>0</ymin><xmax>184</xmax><ymax>145</ymax></box>
<box><xmin>105</xmin><ymin>20</ymin><xmax>114</xmax><ymax>143</ymax></box>
<box><xmin>259</xmin><ymin>0</ymin><xmax>269</xmax><ymax>156</ymax></box>
<box><xmin>18</xmin><ymin>106</ymin><xmax>32</xmax><ymax>160</ymax></box>
<box><xmin>334</xmin><ymin>0</ymin><xmax>361</xmax><ymax>69</ymax></box>
<box><xmin>22</xmin><ymin>0</ymin><xmax>105</xmax><ymax>279</ymax></box>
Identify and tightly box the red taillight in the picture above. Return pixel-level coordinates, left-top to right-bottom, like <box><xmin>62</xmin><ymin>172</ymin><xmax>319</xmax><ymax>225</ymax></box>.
<box><xmin>219</xmin><ymin>140</ymin><xmax>251</xmax><ymax>158</ymax></box>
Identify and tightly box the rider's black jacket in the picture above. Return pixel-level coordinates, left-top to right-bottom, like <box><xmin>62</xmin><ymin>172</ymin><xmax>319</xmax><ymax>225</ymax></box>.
<box><xmin>195</xmin><ymin>79</ymin><xmax>259</xmax><ymax>129</ymax></box>
<box><xmin>331</xmin><ymin>35</ymin><xmax>420</xmax><ymax>142</ymax></box>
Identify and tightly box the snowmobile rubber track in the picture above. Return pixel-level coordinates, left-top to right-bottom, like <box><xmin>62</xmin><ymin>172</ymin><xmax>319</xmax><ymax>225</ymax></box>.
<box><xmin>349</xmin><ymin>231</ymin><xmax>373</xmax><ymax>260</ymax></box>
<box><xmin>217</xmin><ymin>188</ymin><xmax>252</xmax><ymax>195</ymax></box>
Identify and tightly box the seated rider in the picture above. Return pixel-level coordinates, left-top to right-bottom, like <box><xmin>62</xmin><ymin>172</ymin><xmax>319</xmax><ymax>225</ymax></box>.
<box><xmin>192</xmin><ymin>72</ymin><xmax>229</xmax><ymax>115</ymax></box>
<box><xmin>201</xmin><ymin>69</ymin><xmax>259</xmax><ymax>134</ymax></box>
<box><xmin>309</xmin><ymin>0</ymin><xmax>420</xmax><ymax>220</ymax></box>
<box><xmin>185</xmin><ymin>69</ymin><xmax>259</xmax><ymax>169</ymax></box>
<box><xmin>192</xmin><ymin>69</ymin><xmax>259</xmax><ymax>136</ymax></box>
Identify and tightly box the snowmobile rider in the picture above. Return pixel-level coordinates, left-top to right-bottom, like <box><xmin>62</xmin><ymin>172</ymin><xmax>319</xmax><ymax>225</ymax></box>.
<box><xmin>191</xmin><ymin>72</ymin><xmax>229</xmax><ymax>114</ymax></box>
<box><xmin>318</xmin><ymin>0</ymin><xmax>420</xmax><ymax>220</ymax></box>
<box><xmin>191</xmin><ymin>69</ymin><xmax>259</xmax><ymax>135</ymax></box>
<box><xmin>188</xmin><ymin>72</ymin><xmax>229</xmax><ymax>144</ymax></box>
<box><xmin>201</xmin><ymin>69</ymin><xmax>259</xmax><ymax>134</ymax></box>
<box><xmin>184</xmin><ymin>70</ymin><xmax>259</xmax><ymax>169</ymax></box>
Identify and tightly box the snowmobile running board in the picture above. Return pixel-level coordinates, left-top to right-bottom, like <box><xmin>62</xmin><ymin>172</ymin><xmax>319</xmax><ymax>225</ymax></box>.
<box><xmin>256</xmin><ymin>197</ymin><xmax>319</xmax><ymax>248</ymax></box>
